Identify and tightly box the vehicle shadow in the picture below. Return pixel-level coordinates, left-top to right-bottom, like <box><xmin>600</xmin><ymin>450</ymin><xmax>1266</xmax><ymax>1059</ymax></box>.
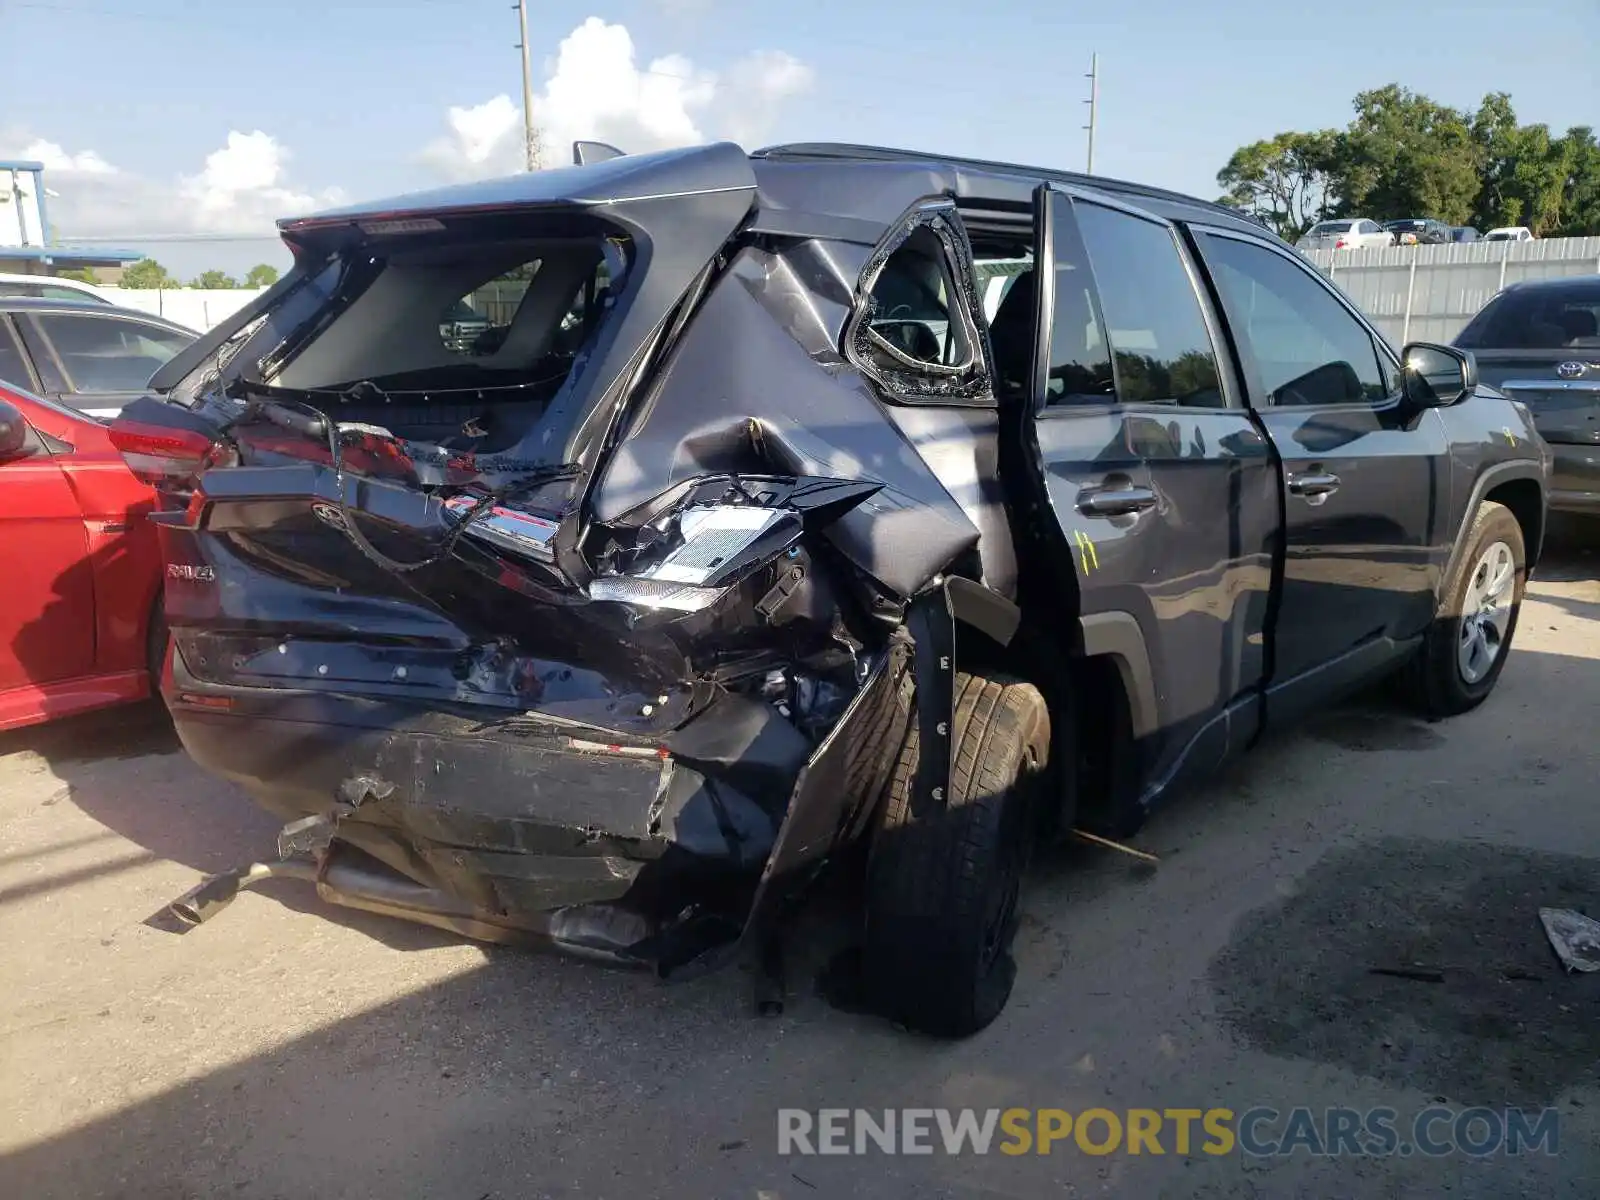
<box><xmin>0</xmin><ymin>703</ymin><xmax>468</xmax><ymax>951</ymax></box>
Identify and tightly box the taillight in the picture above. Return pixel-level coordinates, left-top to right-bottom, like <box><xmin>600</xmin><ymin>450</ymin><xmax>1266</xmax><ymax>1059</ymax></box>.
<box><xmin>1334</xmin><ymin>238</ymin><xmax>1349</xmax><ymax>249</ymax></box>
<box><xmin>109</xmin><ymin>420</ymin><xmax>227</xmax><ymax>487</ymax></box>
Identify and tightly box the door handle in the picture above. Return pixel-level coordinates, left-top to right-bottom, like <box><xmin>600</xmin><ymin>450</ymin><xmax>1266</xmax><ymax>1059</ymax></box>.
<box><xmin>1286</xmin><ymin>471</ymin><xmax>1341</xmax><ymax>499</ymax></box>
<box><xmin>1078</xmin><ymin>483</ymin><xmax>1157</xmax><ymax>517</ymax></box>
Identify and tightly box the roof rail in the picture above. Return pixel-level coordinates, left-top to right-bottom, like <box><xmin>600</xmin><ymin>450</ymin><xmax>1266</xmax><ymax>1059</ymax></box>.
<box><xmin>752</xmin><ymin>142</ymin><xmax>1248</xmax><ymax>223</ymax></box>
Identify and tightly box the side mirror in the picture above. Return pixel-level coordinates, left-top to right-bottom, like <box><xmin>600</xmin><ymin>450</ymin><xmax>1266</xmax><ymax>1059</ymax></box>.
<box><xmin>0</xmin><ymin>400</ymin><xmax>32</xmax><ymax>463</ymax></box>
<box><xmin>1400</xmin><ymin>342</ymin><xmax>1477</xmax><ymax>409</ymax></box>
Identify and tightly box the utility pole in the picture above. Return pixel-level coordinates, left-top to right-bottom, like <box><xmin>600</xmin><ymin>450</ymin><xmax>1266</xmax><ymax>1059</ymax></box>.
<box><xmin>514</xmin><ymin>0</ymin><xmax>542</xmax><ymax>171</ymax></box>
<box><xmin>1083</xmin><ymin>52</ymin><xmax>1099</xmax><ymax>175</ymax></box>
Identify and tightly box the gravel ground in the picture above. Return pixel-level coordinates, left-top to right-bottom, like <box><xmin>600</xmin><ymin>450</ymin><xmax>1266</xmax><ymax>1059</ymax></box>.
<box><xmin>3</xmin><ymin>532</ymin><xmax>1600</xmax><ymax>1199</ymax></box>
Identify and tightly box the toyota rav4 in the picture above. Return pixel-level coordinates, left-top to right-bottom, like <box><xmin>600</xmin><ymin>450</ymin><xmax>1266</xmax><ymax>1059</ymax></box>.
<box><xmin>111</xmin><ymin>141</ymin><xmax>1550</xmax><ymax>1037</ymax></box>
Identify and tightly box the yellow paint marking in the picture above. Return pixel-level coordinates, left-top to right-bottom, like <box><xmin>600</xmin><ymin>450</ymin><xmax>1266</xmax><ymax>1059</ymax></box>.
<box><xmin>1074</xmin><ymin>529</ymin><xmax>1100</xmax><ymax>573</ymax></box>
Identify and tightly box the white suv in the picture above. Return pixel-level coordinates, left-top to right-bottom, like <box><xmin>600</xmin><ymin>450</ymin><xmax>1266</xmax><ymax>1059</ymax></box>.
<box><xmin>1296</xmin><ymin>219</ymin><xmax>1395</xmax><ymax>251</ymax></box>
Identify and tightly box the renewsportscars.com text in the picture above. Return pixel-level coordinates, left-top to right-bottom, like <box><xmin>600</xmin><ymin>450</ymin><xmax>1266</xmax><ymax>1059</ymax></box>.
<box><xmin>777</xmin><ymin>1106</ymin><xmax>1560</xmax><ymax>1158</ymax></box>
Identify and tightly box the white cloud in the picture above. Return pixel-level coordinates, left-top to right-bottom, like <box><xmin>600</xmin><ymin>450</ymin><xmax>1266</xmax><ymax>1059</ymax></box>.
<box><xmin>20</xmin><ymin>138</ymin><xmax>115</xmax><ymax>175</ymax></box>
<box><xmin>419</xmin><ymin>17</ymin><xmax>813</xmax><ymax>181</ymax></box>
<box><xmin>0</xmin><ymin>129</ymin><xmax>342</xmax><ymax>240</ymax></box>
<box><xmin>419</xmin><ymin>96</ymin><xmax>524</xmax><ymax>180</ymax></box>
<box><xmin>177</xmin><ymin>131</ymin><xmax>337</xmax><ymax>234</ymax></box>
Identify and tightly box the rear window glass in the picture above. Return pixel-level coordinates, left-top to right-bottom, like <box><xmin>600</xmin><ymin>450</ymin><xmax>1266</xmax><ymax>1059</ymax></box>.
<box><xmin>1454</xmin><ymin>286</ymin><xmax>1600</xmax><ymax>350</ymax></box>
<box><xmin>1309</xmin><ymin>222</ymin><xmax>1354</xmax><ymax>235</ymax></box>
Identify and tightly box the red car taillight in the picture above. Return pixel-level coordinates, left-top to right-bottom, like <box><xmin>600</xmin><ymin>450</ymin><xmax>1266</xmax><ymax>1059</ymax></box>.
<box><xmin>109</xmin><ymin>420</ymin><xmax>231</xmax><ymax>487</ymax></box>
<box><xmin>1334</xmin><ymin>238</ymin><xmax>1349</xmax><ymax>249</ymax></box>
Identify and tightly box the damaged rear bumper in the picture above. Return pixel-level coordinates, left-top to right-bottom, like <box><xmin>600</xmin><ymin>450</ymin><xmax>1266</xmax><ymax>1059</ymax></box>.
<box><xmin>166</xmin><ymin>642</ymin><xmax>910</xmax><ymax>975</ymax></box>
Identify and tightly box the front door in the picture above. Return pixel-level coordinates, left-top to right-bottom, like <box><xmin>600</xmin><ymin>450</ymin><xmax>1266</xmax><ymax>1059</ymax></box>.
<box><xmin>1008</xmin><ymin>185</ymin><xmax>1279</xmax><ymax>796</ymax></box>
<box><xmin>1190</xmin><ymin>228</ymin><xmax>1451</xmax><ymax>715</ymax></box>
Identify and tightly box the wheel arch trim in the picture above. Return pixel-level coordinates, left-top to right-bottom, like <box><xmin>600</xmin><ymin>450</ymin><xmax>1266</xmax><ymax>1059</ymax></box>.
<box><xmin>1445</xmin><ymin>461</ymin><xmax>1547</xmax><ymax>587</ymax></box>
<box><xmin>1077</xmin><ymin>611</ymin><xmax>1158</xmax><ymax>739</ymax></box>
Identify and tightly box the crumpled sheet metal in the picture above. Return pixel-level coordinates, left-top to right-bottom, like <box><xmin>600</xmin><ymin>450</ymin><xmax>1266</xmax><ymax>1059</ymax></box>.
<box><xmin>1538</xmin><ymin>907</ymin><xmax>1600</xmax><ymax>973</ymax></box>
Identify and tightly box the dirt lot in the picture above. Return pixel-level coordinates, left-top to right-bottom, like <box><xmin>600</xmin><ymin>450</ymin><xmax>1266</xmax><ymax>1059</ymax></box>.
<box><xmin>4</xmin><ymin>531</ymin><xmax>1600</xmax><ymax>1199</ymax></box>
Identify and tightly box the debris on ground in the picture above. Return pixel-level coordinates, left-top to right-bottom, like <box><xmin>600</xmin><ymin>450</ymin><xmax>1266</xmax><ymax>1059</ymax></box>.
<box><xmin>1539</xmin><ymin>907</ymin><xmax>1600</xmax><ymax>973</ymax></box>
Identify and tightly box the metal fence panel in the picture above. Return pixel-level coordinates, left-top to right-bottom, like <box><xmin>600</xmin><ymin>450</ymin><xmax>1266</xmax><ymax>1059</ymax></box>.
<box><xmin>1305</xmin><ymin>236</ymin><xmax>1600</xmax><ymax>345</ymax></box>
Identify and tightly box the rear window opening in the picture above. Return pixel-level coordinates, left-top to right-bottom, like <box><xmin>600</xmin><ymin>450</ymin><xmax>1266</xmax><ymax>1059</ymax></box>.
<box><xmin>198</xmin><ymin>220</ymin><xmax>631</xmax><ymax>455</ymax></box>
<box><xmin>1455</xmin><ymin>285</ymin><xmax>1600</xmax><ymax>350</ymax></box>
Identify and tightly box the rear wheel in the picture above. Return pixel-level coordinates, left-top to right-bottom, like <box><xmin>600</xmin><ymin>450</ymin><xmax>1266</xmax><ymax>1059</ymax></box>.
<box><xmin>1406</xmin><ymin>500</ymin><xmax>1525</xmax><ymax>717</ymax></box>
<box><xmin>862</xmin><ymin>671</ymin><xmax>1051</xmax><ymax>1037</ymax></box>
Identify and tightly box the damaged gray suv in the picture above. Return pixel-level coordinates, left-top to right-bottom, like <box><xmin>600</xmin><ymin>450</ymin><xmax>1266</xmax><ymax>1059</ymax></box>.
<box><xmin>111</xmin><ymin>140</ymin><xmax>1550</xmax><ymax>1037</ymax></box>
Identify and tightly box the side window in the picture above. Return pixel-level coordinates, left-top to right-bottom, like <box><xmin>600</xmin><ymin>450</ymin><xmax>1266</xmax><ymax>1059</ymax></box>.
<box><xmin>31</xmin><ymin>314</ymin><xmax>192</xmax><ymax>396</ymax></box>
<box><xmin>864</xmin><ymin>227</ymin><xmax>968</xmax><ymax>369</ymax></box>
<box><xmin>0</xmin><ymin>320</ymin><xmax>36</xmax><ymax>393</ymax></box>
<box><xmin>1198</xmin><ymin>234</ymin><xmax>1390</xmax><ymax>407</ymax></box>
<box><xmin>849</xmin><ymin>203</ymin><xmax>988</xmax><ymax>403</ymax></box>
<box><xmin>1074</xmin><ymin>202</ymin><xmax>1225</xmax><ymax>408</ymax></box>
<box><xmin>1038</xmin><ymin>200</ymin><xmax>1115</xmax><ymax>406</ymax></box>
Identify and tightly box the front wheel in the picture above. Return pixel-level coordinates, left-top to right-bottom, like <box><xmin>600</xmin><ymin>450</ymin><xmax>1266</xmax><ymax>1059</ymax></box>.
<box><xmin>1407</xmin><ymin>500</ymin><xmax>1526</xmax><ymax>717</ymax></box>
<box><xmin>861</xmin><ymin>671</ymin><xmax>1051</xmax><ymax>1038</ymax></box>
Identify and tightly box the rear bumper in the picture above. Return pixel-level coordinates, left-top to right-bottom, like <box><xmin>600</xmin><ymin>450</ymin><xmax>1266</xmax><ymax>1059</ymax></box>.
<box><xmin>165</xmin><ymin>641</ymin><xmax>909</xmax><ymax>971</ymax></box>
<box><xmin>1548</xmin><ymin>443</ymin><xmax>1600</xmax><ymax>513</ymax></box>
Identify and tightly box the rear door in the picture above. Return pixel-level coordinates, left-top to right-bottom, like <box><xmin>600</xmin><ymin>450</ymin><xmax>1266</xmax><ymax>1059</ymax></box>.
<box><xmin>1191</xmin><ymin>227</ymin><xmax>1452</xmax><ymax>717</ymax></box>
<box><xmin>1017</xmin><ymin>185</ymin><xmax>1280</xmax><ymax>793</ymax></box>
<box><xmin>17</xmin><ymin>310</ymin><xmax>193</xmax><ymax>419</ymax></box>
<box><xmin>0</xmin><ymin>391</ymin><xmax>97</xmax><ymax>697</ymax></box>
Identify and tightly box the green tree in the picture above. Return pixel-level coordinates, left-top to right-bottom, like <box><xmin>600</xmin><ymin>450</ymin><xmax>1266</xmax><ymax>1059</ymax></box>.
<box><xmin>1217</xmin><ymin>130</ymin><xmax>1344</xmax><ymax>239</ymax></box>
<box><xmin>244</xmin><ymin>263</ymin><xmax>280</xmax><ymax>288</ymax></box>
<box><xmin>192</xmin><ymin>269</ymin><xmax>241</xmax><ymax>289</ymax></box>
<box><xmin>120</xmin><ymin>258</ymin><xmax>180</xmax><ymax>289</ymax></box>
<box><xmin>1338</xmin><ymin>85</ymin><xmax>1481</xmax><ymax>224</ymax></box>
<box><xmin>1219</xmin><ymin>85</ymin><xmax>1600</xmax><ymax>238</ymax></box>
<box><xmin>1553</xmin><ymin>127</ymin><xmax>1600</xmax><ymax>237</ymax></box>
<box><xmin>55</xmin><ymin>267</ymin><xmax>99</xmax><ymax>284</ymax></box>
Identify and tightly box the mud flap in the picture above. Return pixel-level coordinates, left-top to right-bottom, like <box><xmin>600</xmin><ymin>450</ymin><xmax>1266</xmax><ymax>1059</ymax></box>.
<box><xmin>904</xmin><ymin>585</ymin><xmax>957</xmax><ymax>826</ymax></box>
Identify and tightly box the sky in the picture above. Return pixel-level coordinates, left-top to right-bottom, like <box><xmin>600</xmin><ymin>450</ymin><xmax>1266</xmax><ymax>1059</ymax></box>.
<box><xmin>1</xmin><ymin>0</ymin><xmax>1597</xmax><ymax>278</ymax></box>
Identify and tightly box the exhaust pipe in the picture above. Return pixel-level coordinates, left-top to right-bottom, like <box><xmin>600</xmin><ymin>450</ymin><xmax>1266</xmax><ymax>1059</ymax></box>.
<box><xmin>169</xmin><ymin>860</ymin><xmax>319</xmax><ymax>925</ymax></box>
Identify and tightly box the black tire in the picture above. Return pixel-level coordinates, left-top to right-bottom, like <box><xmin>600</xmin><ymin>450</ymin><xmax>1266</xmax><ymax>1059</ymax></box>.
<box><xmin>1406</xmin><ymin>500</ymin><xmax>1526</xmax><ymax>718</ymax></box>
<box><xmin>862</xmin><ymin>671</ymin><xmax>1051</xmax><ymax>1037</ymax></box>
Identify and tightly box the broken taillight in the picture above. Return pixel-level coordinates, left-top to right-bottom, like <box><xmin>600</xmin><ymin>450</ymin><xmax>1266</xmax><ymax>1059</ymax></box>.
<box><xmin>109</xmin><ymin>420</ymin><xmax>232</xmax><ymax>487</ymax></box>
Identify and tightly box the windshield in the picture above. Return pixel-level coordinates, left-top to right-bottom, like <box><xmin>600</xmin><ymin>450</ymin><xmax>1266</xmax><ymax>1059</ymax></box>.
<box><xmin>1454</xmin><ymin>284</ymin><xmax>1600</xmax><ymax>350</ymax></box>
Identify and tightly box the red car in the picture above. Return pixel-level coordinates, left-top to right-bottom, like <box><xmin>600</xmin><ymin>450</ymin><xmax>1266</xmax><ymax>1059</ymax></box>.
<box><xmin>0</xmin><ymin>383</ymin><xmax>165</xmax><ymax>731</ymax></box>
